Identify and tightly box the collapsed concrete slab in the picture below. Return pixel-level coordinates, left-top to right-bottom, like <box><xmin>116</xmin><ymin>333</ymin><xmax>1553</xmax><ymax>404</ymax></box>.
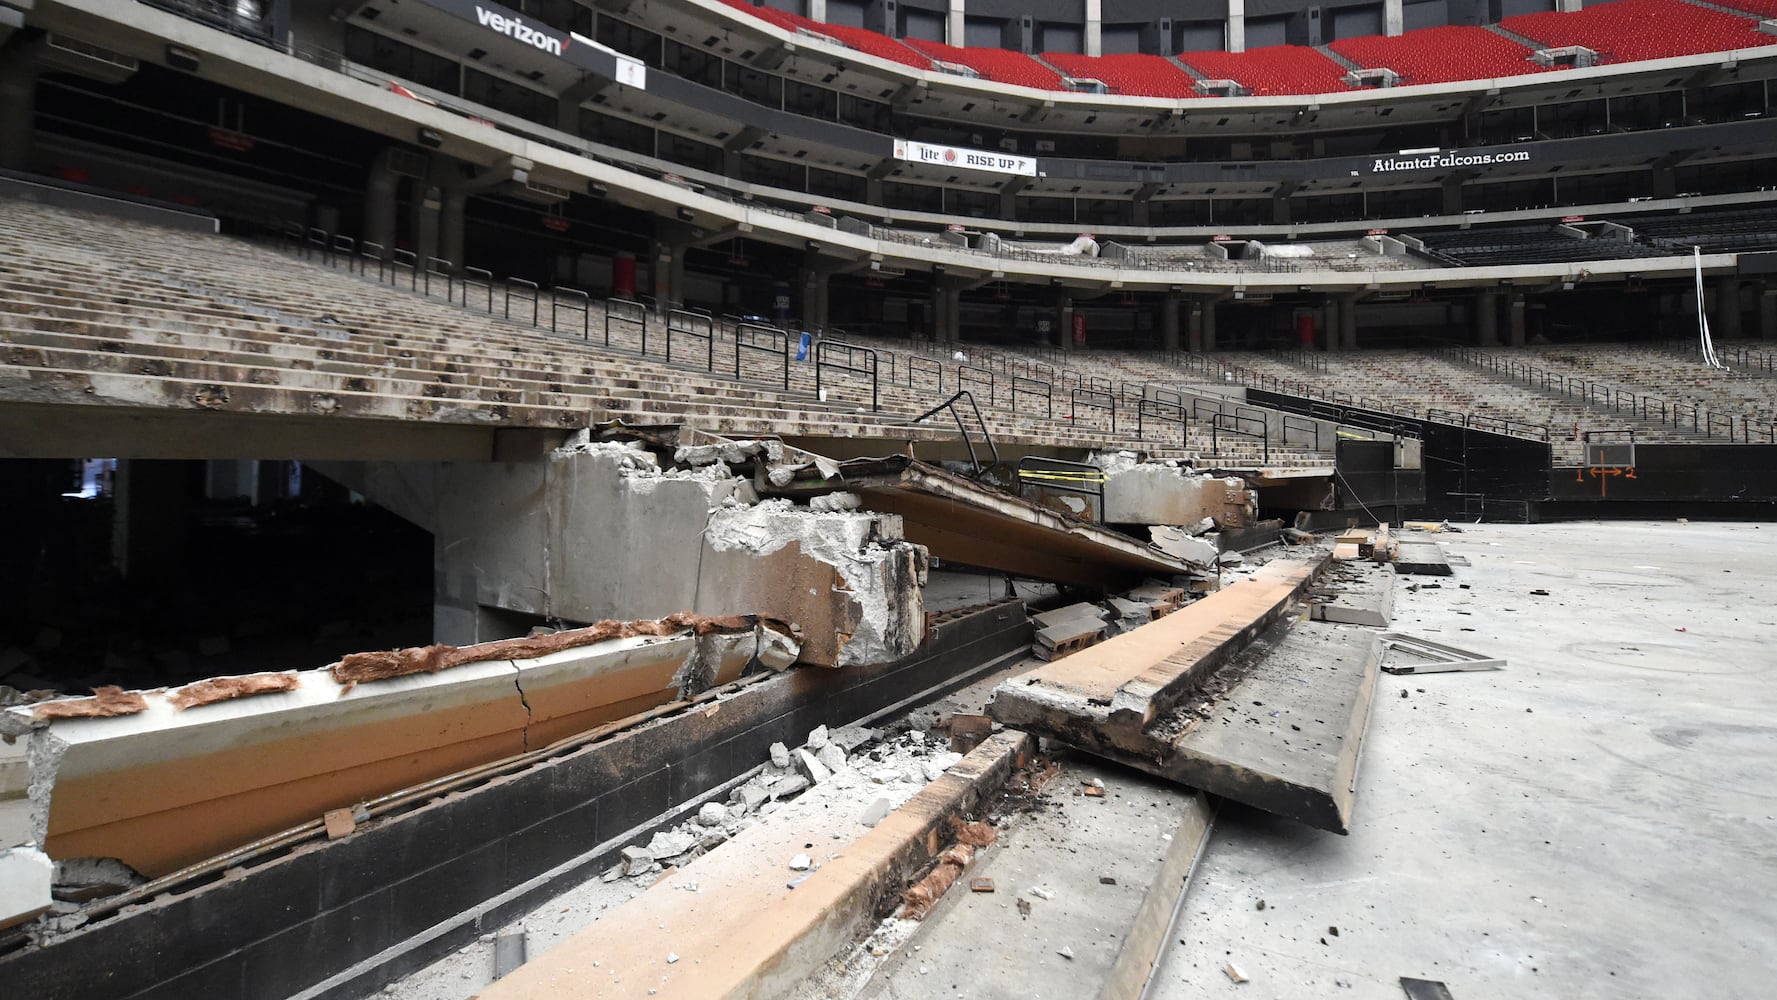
<box><xmin>990</xmin><ymin>556</ymin><xmax>1385</xmax><ymax>833</ymax></box>
<box><xmin>0</xmin><ymin>615</ymin><xmax>797</xmax><ymax>878</ymax></box>
<box><xmin>325</xmin><ymin>435</ymin><xmax>927</xmax><ymax>667</ymax></box>
<box><xmin>1311</xmin><ymin>560</ymin><xmax>1397</xmax><ymax>628</ymax></box>
<box><xmin>1090</xmin><ymin>452</ymin><xmax>1257</xmax><ymax>528</ymax></box>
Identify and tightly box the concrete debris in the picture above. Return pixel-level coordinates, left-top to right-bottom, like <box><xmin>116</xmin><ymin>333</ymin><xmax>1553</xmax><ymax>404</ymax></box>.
<box><xmin>769</xmin><ymin>775</ymin><xmax>812</xmax><ymax>800</ymax></box>
<box><xmin>1149</xmin><ymin>526</ymin><xmax>1219</xmax><ymax>568</ymax></box>
<box><xmin>796</xmin><ymin>749</ymin><xmax>832</xmax><ymax>785</ymax></box>
<box><xmin>770</xmin><ymin>742</ymin><xmax>792</xmax><ymax>768</ymax></box>
<box><xmin>1225</xmin><ymin>961</ymin><xmax>1250</xmax><ymax>984</ymax></box>
<box><xmin>816</xmin><ymin>744</ymin><xmax>848</xmax><ymax>774</ymax></box>
<box><xmin>673</xmin><ymin>438</ymin><xmax>780</xmax><ymax>468</ymax></box>
<box><xmin>788</xmin><ymin>853</ymin><xmax>812</xmax><ymax>871</ymax></box>
<box><xmin>805</xmin><ymin>725</ymin><xmax>830</xmax><ymax>751</ymax></box>
<box><xmin>945</xmin><ymin>713</ymin><xmax>993</xmax><ymax>753</ymax></box>
<box><xmin>860</xmin><ymin>798</ymin><xmax>891</xmax><ymax>827</ymax></box>
<box><xmin>1029</xmin><ymin>887</ymin><xmax>1054</xmax><ymax>900</ymax></box>
<box><xmin>871</xmin><ymin>767</ymin><xmax>902</xmax><ymax>784</ymax></box>
<box><xmin>666</xmin><ymin>952</ymin><xmax>680</xmax><ymax>964</ymax></box>
<box><xmin>646</xmin><ymin>830</ymin><xmax>697</xmax><ymax>860</ymax></box>
<box><xmin>696</xmin><ymin>802</ymin><xmax>728</xmax><ymax>827</ymax></box>
<box><xmin>621</xmin><ymin>845</ymin><xmax>656</xmax><ymax>876</ymax></box>
<box><xmin>1217</xmin><ymin>550</ymin><xmax>1246</xmax><ymax>567</ymax></box>
<box><xmin>828</xmin><ymin>725</ymin><xmax>878</xmax><ymax>753</ymax></box>
<box><xmin>1057</xmin><ymin>945</ymin><xmax>1075</xmax><ymax>960</ymax></box>
<box><xmin>808</xmin><ymin>492</ymin><xmax>863</xmax><ymax>512</ymax></box>
<box><xmin>969</xmin><ymin>877</ymin><xmax>995</xmax><ymax>893</ymax></box>
<box><xmin>49</xmin><ymin>856</ymin><xmax>143</xmax><ymax>904</ymax></box>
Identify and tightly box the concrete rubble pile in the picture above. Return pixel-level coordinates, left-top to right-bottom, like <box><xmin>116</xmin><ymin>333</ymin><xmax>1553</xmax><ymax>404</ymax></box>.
<box><xmin>606</xmin><ymin>722</ymin><xmax>965</xmax><ymax>882</ymax></box>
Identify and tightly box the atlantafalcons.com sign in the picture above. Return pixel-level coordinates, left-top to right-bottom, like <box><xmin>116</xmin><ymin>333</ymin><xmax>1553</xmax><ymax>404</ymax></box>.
<box><xmin>1366</xmin><ymin>147</ymin><xmax>1532</xmax><ymax>173</ymax></box>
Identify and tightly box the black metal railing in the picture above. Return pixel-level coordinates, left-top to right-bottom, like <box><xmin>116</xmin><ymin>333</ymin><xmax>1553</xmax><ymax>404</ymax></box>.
<box><xmin>815</xmin><ymin>341</ymin><xmax>879</xmax><ymax>412</ymax></box>
<box><xmin>667</xmin><ymin>308</ymin><xmax>715</xmax><ymax>371</ymax></box>
<box><xmin>736</xmin><ymin>321</ymin><xmax>789</xmax><ymax>392</ymax></box>
<box><xmin>605</xmin><ymin>297</ymin><xmax>647</xmax><ymax>351</ymax></box>
<box><xmin>958</xmin><ymin>364</ymin><xmax>995</xmax><ymax>408</ymax></box>
<box><xmin>1136</xmin><ymin>397</ymin><xmax>1187</xmax><ymax>445</ymax></box>
<box><xmin>1011</xmin><ymin>375</ymin><xmax>1052</xmax><ymax>419</ymax></box>
<box><xmin>461</xmin><ymin>266</ymin><xmax>492</xmax><ymax>312</ymax></box>
<box><xmin>911</xmin><ymin>390</ymin><xmax>998</xmax><ymax>476</ymax></box>
<box><xmin>1210</xmin><ymin>410</ymin><xmax>1269</xmax><ymax>463</ymax></box>
<box><xmin>1015</xmin><ymin>456</ymin><xmax>1105</xmax><ymax>521</ymax></box>
<box><xmin>1070</xmin><ymin>388</ymin><xmax>1116</xmax><ymax>433</ymax></box>
<box><xmin>552</xmin><ymin>287</ymin><xmax>590</xmax><ymax>340</ymax></box>
<box><xmin>505</xmin><ymin>277</ymin><xmax>539</xmax><ymax>326</ymax></box>
<box><xmin>908</xmin><ymin>356</ymin><xmax>943</xmax><ymax>394</ymax></box>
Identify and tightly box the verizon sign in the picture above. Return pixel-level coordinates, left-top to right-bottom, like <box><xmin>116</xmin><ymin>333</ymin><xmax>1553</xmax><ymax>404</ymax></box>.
<box><xmin>474</xmin><ymin>5</ymin><xmax>569</xmax><ymax>56</ymax></box>
<box><xmin>1368</xmin><ymin>148</ymin><xmax>1531</xmax><ymax>173</ymax></box>
<box><xmin>424</xmin><ymin>0</ymin><xmax>646</xmax><ymax>89</ymax></box>
<box><xmin>893</xmin><ymin>140</ymin><xmax>1037</xmax><ymax>178</ymax></box>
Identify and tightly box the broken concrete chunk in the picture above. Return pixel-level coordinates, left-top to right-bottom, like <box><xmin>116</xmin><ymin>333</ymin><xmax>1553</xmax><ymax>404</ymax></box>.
<box><xmin>1149</xmin><ymin>526</ymin><xmax>1218</xmax><ymax>568</ymax></box>
<box><xmin>50</xmin><ymin>856</ymin><xmax>144</xmax><ymax>904</ymax></box>
<box><xmin>646</xmin><ymin>830</ymin><xmax>696</xmax><ymax>860</ymax></box>
<box><xmin>736</xmin><ymin>783</ymin><xmax>770</xmax><ymax>814</ymax></box>
<box><xmin>828</xmin><ymin>725</ymin><xmax>878</xmax><ymax>753</ymax></box>
<box><xmin>0</xmin><ymin>847</ymin><xmax>53</xmax><ymax>931</ymax></box>
<box><xmin>871</xmin><ymin>767</ymin><xmax>901</xmax><ymax>784</ymax></box>
<box><xmin>620</xmin><ymin>846</ymin><xmax>654</xmax><ymax>876</ymax></box>
<box><xmin>788</xmin><ymin>853</ymin><xmax>812</xmax><ymax>871</ymax></box>
<box><xmin>696</xmin><ymin>802</ymin><xmax>728</xmax><ymax>827</ymax></box>
<box><xmin>796</xmin><ymin>749</ymin><xmax>832</xmax><ymax>785</ymax></box>
<box><xmin>805</xmin><ymin>724</ymin><xmax>829</xmax><ymax>751</ymax></box>
<box><xmin>816</xmin><ymin>743</ymin><xmax>847</xmax><ymax>774</ymax></box>
<box><xmin>769</xmin><ymin>742</ymin><xmax>791</xmax><ymax>768</ymax></box>
<box><xmin>1224</xmin><ymin>961</ymin><xmax>1250</xmax><ymax>984</ymax></box>
<box><xmin>860</xmin><ymin>797</ymin><xmax>891</xmax><ymax>827</ymax></box>
<box><xmin>768</xmin><ymin>775</ymin><xmax>811</xmax><ymax>800</ymax></box>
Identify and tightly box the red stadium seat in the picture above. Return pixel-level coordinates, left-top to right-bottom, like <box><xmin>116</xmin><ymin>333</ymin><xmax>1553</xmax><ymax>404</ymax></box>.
<box><xmin>1331</xmin><ymin>25</ymin><xmax>1550</xmax><ymax>85</ymax></box>
<box><xmin>903</xmin><ymin>38</ymin><xmax>1064</xmax><ymax>89</ymax></box>
<box><xmin>1179</xmin><ymin>45</ymin><xmax>1349</xmax><ymax>96</ymax></box>
<box><xmin>1503</xmin><ymin>0</ymin><xmax>1765</xmax><ymax>63</ymax></box>
<box><xmin>1041</xmin><ymin>52</ymin><xmax>1198</xmax><ymax>98</ymax></box>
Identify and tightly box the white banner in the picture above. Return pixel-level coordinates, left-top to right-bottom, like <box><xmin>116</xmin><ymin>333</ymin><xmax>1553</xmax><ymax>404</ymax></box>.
<box><xmin>893</xmin><ymin>140</ymin><xmax>1037</xmax><ymax>177</ymax></box>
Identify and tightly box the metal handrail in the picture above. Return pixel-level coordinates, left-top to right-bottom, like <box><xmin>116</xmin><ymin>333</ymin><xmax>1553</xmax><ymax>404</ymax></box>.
<box><xmin>506</xmin><ymin>278</ymin><xmax>539</xmax><ymax>326</ymax></box>
<box><xmin>815</xmin><ymin>341</ymin><xmax>879</xmax><ymax>412</ymax></box>
<box><xmin>1136</xmin><ymin>396</ymin><xmax>1186</xmax><ymax>445</ymax></box>
<box><xmin>605</xmin><ymin>297</ymin><xmax>647</xmax><ymax>350</ymax></box>
<box><xmin>667</xmin><ymin>309</ymin><xmax>715</xmax><ymax>371</ymax></box>
<box><xmin>1011</xmin><ymin>375</ymin><xmax>1052</xmax><ymax>419</ymax></box>
<box><xmin>462</xmin><ymin>266</ymin><xmax>493</xmax><ymax>313</ymax></box>
<box><xmin>1282</xmin><ymin>414</ymin><xmax>1320</xmax><ymax>449</ymax></box>
<box><xmin>1070</xmin><ymin>388</ymin><xmax>1116</xmax><ymax>433</ymax></box>
<box><xmin>908</xmin><ymin>356</ymin><xmax>943</xmax><ymax>394</ymax></box>
<box><xmin>390</xmin><ymin>248</ymin><xmax>417</xmax><ymax>291</ymax></box>
<box><xmin>553</xmin><ymin>287</ymin><xmax>590</xmax><ymax>340</ymax></box>
<box><xmin>1015</xmin><ymin>456</ymin><xmax>1104</xmax><ymax>521</ymax></box>
<box><xmin>736</xmin><ymin>322</ymin><xmax>789</xmax><ymax>392</ymax></box>
<box><xmin>424</xmin><ymin>256</ymin><xmax>452</xmax><ymax>299</ymax></box>
<box><xmin>1210</xmin><ymin>411</ymin><xmax>1268</xmax><ymax>463</ymax></box>
<box><xmin>910</xmin><ymin>390</ymin><xmax>998</xmax><ymax>477</ymax></box>
<box><xmin>957</xmin><ymin>364</ymin><xmax>995</xmax><ymax>408</ymax></box>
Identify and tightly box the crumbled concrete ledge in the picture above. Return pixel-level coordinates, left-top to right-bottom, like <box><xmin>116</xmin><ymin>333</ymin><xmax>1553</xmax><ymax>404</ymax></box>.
<box><xmin>0</xmin><ymin>616</ymin><xmax>800</xmax><ymax>878</ymax></box>
<box><xmin>1088</xmin><ymin>451</ymin><xmax>1258</xmax><ymax>529</ymax></box>
<box><xmin>0</xmin><ymin>846</ymin><xmax>52</xmax><ymax>930</ymax></box>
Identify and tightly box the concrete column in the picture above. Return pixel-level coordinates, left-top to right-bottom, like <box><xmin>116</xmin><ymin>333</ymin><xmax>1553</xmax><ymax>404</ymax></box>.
<box><xmin>1557</xmin><ymin>0</ymin><xmax>1582</xmax><ymax>10</ymax></box>
<box><xmin>1717</xmin><ymin>275</ymin><xmax>1743</xmax><ymax>339</ymax></box>
<box><xmin>1161</xmin><ymin>292</ymin><xmax>1181</xmax><ymax>352</ymax></box>
<box><xmin>0</xmin><ymin>35</ymin><xmax>41</xmax><ymax>173</ymax></box>
<box><xmin>1508</xmin><ymin>294</ymin><xmax>1527</xmax><ymax>348</ymax></box>
<box><xmin>1476</xmin><ymin>289</ymin><xmax>1500</xmax><ymax>347</ymax></box>
<box><xmin>1322</xmin><ymin>300</ymin><xmax>1340</xmax><ymax>353</ymax></box>
<box><xmin>1187</xmin><ymin>296</ymin><xmax>1204</xmax><ymax>352</ymax></box>
<box><xmin>651</xmin><ymin>239</ymin><xmax>682</xmax><ymax>314</ymax></box>
<box><xmin>1441</xmin><ymin>177</ymin><xmax>1465</xmax><ymax>216</ymax></box>
<box><xmin>809</xmin><ymin>0</ymin><xmax>828</xmax><ymax>22</ymax></box>
<box><xmin>1384</xmin><ymin>0</ymin><xmax>1404</xmax><ymax>36</ymax></box>
<box><xmin>801</xmin><ymin>261</ymin><xmax>831</xmax><ymax>332</ymax></box>
<box><xmin>363</xmin><ymin>152</ymin><xmax>401</xmax><ymax>257</ymax></box>
<box><xmin>1202</xmin><ymin>296</ymin><xmax>1218</xmax><ymax>352</ymax></box>
<box><xmin>1057</xmin><ymin>294</ymin><xmax>1074</xmax><ymax>352</ymax></box>
<box><xmin>1084</xmin><ymin>0</ymin><xmax>1102</xmax><ymax>56</ymax></box>
<box><xmin>408</xmin><ymin>184</ymin><xmax>441</xmax><ymax>268</ymax></box>
<box><xmin>1340</xmin><ymin>293</ymin><xmax>1359</xmax><ymax>351</ymax></box>
<box><xmin>947</xmin><ymin>0</ymin><xmax>964</xmax><ymax>46</ymax></box>
<box><xmin>1759</xmin><ymin>285</ymin><xmax>1777</xmax><ymax>340</ymax></box>
<box><xmin>111</xmin><ymin>461</ymin><xmax>190</xmax><ymax>585</ymax></box>
<box><xmin>439</xmin><ymin>188</ymin><xmax>467</xmax><ymax>271</ymax></box>
<box><xmin>1227</xmin><ymin>0</ymin><xmax>1246</xmax><ymax>53</ymax></box>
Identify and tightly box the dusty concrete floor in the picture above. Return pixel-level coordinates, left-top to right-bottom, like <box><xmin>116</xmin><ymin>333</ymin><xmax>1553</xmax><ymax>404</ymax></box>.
<box><xmin>1155</xmin><ymin>521</ymin><xmax>1777</xmax><ymax>1000</ymax></box>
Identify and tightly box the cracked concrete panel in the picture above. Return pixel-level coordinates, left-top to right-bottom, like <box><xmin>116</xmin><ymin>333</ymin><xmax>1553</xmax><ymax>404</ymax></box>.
<box><xmin>0</xmin><ymin>620</ymin><xmax>786</xmax><ymax>878</ymax></box>
<box><xmin>701</xmin><ymin>500</ymin><xmax>926</xmax><ymax>668</ymax></box>
<box><xmin>1093</xmin><ymin>456</ymin><xmax>1257</xmax><ymax>529</ymax></box>
<box><xmin>0</xmin><ymin>846</ymin><xmax>52</xmax><ymax>930</ymax></box>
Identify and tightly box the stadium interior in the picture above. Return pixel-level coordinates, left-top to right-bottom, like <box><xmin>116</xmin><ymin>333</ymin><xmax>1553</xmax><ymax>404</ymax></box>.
<box><xmin>0</xmin><ymin>0</ymin><xmax>1774</xmax><ymax>996</ymax></box>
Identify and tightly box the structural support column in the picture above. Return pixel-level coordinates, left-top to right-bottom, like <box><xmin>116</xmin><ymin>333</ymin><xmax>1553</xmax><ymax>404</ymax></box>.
<box><xmin>1340</xmin><ymin>293</ymin><xmax>1359</xmax><ymax>351</ymax></box>
<box><xmin>801</xmin><ymin>255</ymin><xmax>831</xmax><ymax>333</ymax></box>
<box><xmin>1508</xmin><ymin>293</ymin><xmax>1527</xmax><ymax>348</ymax></box>
<box><xmin>1384</xmin><ymin>0</ymin><xmax>1404</xmax><ymax>36</ymax></box>
<box><xmin>947</xmin><ymin>0</ymin><xmax>964</xmax><ymax>46</ymax></box>
<box><xmin>1187</xmin><ymin>296</ymin><xmax>1204</xmax><ymax>352</ymax></box>
<box><xmin>363</xmin><ymin>149</ymin><xmax>402</xmax><ymax>257</ymax></box>
<box><xmin>439</xmin><ymin>188</ymin><xmax>467</xmax><ymax>271</ymax></box>
<box><xmin>808</xmin><ymin>0</ymin><xmax>828</xmax><ymax>23</ymax></box>
<box><xmin>1322</xmin><ymin>300</ymin><xmax>1341</xmax><ymax>353</ymax></box>
<box><xmin>1227</xmin><ymin>0</ymin><xmax>1246</xmax><ymax>53</ymax></box>
<box><xmin>1201</xmin><ymin>295</ymin><xmax>1218</xmax><ymax>352</ymax></box>
<box><xmin>1161</xmin><ymin>292</ymin><xmax>1181</xmax><ymax>352</ymax></box>
<box><xmin>1084</xmin><ymin>0</ymin><xmax>1102</xmax><ymax>56</ymax></box>
<box><xmin>1056</xmin><ymin>293</ymin><xmax>1074</xmax><ymax>352</ymax></box>
<box><xmin>1475</xmin><ymin>289</ymin><xmax>1500</xmax><ymax>347</ymax></box>
<box><xmin>1759</xmin><ymin>283</ymin><xmax>1777</xmax><ymax>340</ymax></box>
<box><xmin>1717</xmin><ymin>275</ymin><xmax>1744</xmax><ymax>340</ymax></box>
<box><xmin>0</xmin><ymin>34</ymin><xmax>41</xmax><ymax>173</ymax></box>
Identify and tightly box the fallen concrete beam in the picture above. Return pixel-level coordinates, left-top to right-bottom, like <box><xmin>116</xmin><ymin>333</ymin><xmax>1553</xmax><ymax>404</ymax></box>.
<box><xmin>989</xmin><ymin>557</ymin><xmax>1328</xmax><ymax>764</ymax></box>
<box><xmin>1392</xmin><ymin>539</ymin><xmax>1453</xmax><ymax>576</ymax></box>
<box><xmin>478</xmin><ymin>730</ymin><xmax>1035</xmax><ymax>1000</ymax></box>
<box><xmin>1092</xmin><ymin>452</ymin><xmax>1256</xmax><ymax>528</ymax></box>
<box><xmin>0</xmin><ymin>616</ymin><xmax>796</xmax><ymax>877</ymax></box>
<box><xmin>761</xmin><ymin>455</ymin><xmax>1201</xmax><ymax>588</ymax></box>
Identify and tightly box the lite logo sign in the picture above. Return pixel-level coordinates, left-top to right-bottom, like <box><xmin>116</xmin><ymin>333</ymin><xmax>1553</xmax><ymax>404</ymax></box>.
<box><xmin>893</xmin><ymin>140</ymin><xmax>1038</xmax><ymax>178</ymax></box>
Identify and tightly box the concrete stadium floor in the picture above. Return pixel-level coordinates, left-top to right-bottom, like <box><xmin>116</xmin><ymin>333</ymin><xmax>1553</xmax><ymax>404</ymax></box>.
<box><xmin>1154</xmin><ymin>521</ymin><xmax>1777</xmax><ymax>1000</ymax></box>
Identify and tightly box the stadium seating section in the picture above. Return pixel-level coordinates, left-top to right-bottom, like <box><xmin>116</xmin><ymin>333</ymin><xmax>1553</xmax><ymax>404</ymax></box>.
<box><xmin>717</xmin><ymin>0</ymin><xmax>1777</xmax><ymax>96</ymax></box>
<box><xmin>1329</xmin><ymin>26</ymin><xmax>1548</xmax><ymax>85</ymax></box>
<box><xmin>1502</xmin><ymin>0</ymin><xmax>1766</xmax><ymax>64</ymax></box>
